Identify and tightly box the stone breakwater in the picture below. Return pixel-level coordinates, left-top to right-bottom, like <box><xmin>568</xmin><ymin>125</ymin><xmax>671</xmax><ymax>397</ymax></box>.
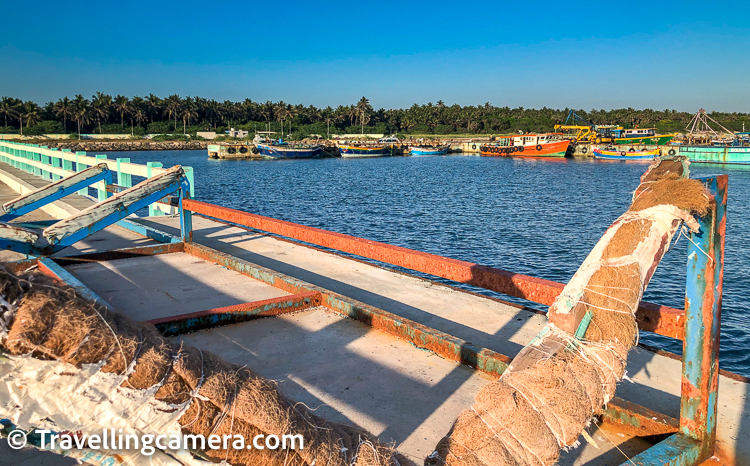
<box><xmin>32</xmin><ymin>140</ymin><xmax>210</xmax><ymax>152</ymax></box>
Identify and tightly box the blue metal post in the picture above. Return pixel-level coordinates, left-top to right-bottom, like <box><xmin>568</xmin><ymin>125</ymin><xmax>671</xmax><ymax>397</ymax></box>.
<box><xmin>680</xmin><ymin>175</ymin><xmax>726</xmax><ymax>452</ymax></box>
<box><xmin>624</xmin><ymin>174</ymin><xmax>727</xmax><ymax>465</ymax></box>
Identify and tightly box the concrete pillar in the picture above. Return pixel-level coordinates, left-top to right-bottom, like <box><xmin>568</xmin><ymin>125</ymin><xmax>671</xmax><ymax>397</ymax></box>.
<box><xmin>146</xmin><ymin>161</ymin><xmax>164</xmax><ymax>216</ymax></box>
<box><xmin>95</xmin><ymin>154</ymin><xmax>107</xmax><ymax>201</ymax></box>
<box><xmin>116</xmin><ymin>158</ymin><xmax>132</xmax><ymax>189</ymax></box>
<box><xmin>74</xmin><ymin>151</ymin><xmax>86</xmax><ymax>195</ymax></box>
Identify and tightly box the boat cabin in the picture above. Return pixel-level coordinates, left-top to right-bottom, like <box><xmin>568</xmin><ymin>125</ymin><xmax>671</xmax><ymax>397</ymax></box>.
<box><xmin>622</xmin><ymin>128</ymin><xmax>657</xmax><ymax>138</ymax></box>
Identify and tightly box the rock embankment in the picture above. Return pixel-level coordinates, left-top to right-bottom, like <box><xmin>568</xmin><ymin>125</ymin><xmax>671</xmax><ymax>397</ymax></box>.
<box><xmin>39</xmin><ymin>140</ymin><xmax>210</xmax><ymax>152</ymax></box>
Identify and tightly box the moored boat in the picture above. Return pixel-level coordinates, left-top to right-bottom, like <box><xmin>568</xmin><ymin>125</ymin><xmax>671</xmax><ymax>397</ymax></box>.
<box><xmin>677</xmin><ymin>145</ymin><xmax>750</xmax><ymax>165</ymax></box>
<box><xmin>409</xmin><ymin>145</ymin><xmax>450</xmax><ymax>155</ymax></box>
<box><xmin>613</xmin><ymin>128</ymin><xmax>675</xmax><ymax>145</ymax></box>
<box><xmin>593</xmin><ymin>146</ymin><xmax>660</xmax><ymax>160</ymax></box>
<box><xmin>256</xmin><ymin>142</ymin><xmax>323</xmax><ymax>159</ymax></box>
<box><xmin>338</xmin><ymin>136</ymin><xmax>404</xmax><ymax>158</ymax></box>
<box><xmin>480</xmin><ymin>133</ymin><xmax>570</xmax><ymax>158</ymax></box>
<box><xmin>338</xmin><ymin>144</ymin><xmax>392</xmax><ymax>157</ymax></box>
<box><xmin>207</xmin><ymin>142</ymin><xmax>259</xmax><ymax>159</ymax></box>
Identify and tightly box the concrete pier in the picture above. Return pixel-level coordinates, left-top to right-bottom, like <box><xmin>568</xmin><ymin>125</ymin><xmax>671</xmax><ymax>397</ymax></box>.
<box><xmin>0</xmin><ymin>163</ymin><xmax>747</xmax><ymax>465</ymax></box>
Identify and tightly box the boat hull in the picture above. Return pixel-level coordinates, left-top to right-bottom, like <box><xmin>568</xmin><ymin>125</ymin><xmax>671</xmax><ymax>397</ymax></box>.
<box><xmin>257</xmin><ymin>144</ymin><xmax>323</xmax><ymax>159</ymax></box>
<box><xmin>339</xmin><ymin>146</ymin><xmax>393</xmax><ymax>157</ymax></box>
<box><xmin>613</xmin><ymin>134</ymin><xmax>675</xmax><ymax>145</ymax></box>
<box><xmin>409</xmin><ymin>146</ymin><xmax>449</xmax><ymax>155</ymax></box>
<box><xmin>480</xmin><ymin>140</ymin><xmax>570</xmax><ymax>158</ymax></box>
<box><xmin>593</xmin><ymin>147</ymin><xmax>659</xmax><ymax>160</ymax></box>
<box><xmin>678</xmin><ymin>146</ymin><xmax>750</xmax><ymax>165</ymax></box>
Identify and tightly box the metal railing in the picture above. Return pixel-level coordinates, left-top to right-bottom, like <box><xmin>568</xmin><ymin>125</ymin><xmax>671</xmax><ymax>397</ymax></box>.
<box><xmin>0</xmin><ymin>140</ymin><xmax>193</xmax><ymax>216</ymax></box>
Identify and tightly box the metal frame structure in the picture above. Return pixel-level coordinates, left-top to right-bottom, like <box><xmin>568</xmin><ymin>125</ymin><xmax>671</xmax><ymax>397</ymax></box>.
<box><xmin>0</xmin><ymin>167</ymin><xmax>192</xmax><ymax>256</ymax></box>
<box><xmin>5</xmin><ymin>171</ymin><xmax>726</xmax><ymax>465</ymax></box>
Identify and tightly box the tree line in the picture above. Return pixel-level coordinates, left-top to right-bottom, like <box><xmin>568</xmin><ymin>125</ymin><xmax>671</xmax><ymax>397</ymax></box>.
<box><xmin>1</xmin><ymin>94</ymin><xmax>748</xmax><ymax>139</ymax></box>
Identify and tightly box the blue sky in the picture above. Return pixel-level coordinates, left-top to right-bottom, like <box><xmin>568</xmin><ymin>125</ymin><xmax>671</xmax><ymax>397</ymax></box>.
<box><xmin>1</xmin><ymin>0</ymin><xmax>749</xmax><ymax>111</ymax></box>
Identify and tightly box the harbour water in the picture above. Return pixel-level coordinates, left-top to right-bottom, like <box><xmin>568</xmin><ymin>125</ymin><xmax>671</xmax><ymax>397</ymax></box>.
<box><xmin>106</xmin><ymin>150</ymin><xmax>750</xmax><ymax>377</ymax></box>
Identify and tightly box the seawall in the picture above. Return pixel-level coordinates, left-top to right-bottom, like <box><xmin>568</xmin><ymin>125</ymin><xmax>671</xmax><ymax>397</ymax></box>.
<box><xmin>18</xmin><ymin>140</ymin><xmax>210</xmax><ymax>152</ymax></box>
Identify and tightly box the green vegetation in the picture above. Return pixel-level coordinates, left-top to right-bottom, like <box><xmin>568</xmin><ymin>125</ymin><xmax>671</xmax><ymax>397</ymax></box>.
<box><xmin>0</xmin><ymin>94</ymin><xmax>748</xmax><ymax>139</ymax></box>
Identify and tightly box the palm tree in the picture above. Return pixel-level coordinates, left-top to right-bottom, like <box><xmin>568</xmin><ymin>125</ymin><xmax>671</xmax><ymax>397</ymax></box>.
<box><xmin>356</xmin><ymin>97</ymin><xmax>371</xmax><ymax>134</ymax></box>
<box><xmin>113</xmin><ymin>95</ymin><xmax>132</xmax><ymax>128</ymax></box>
<box><xmin>72</xmin><ymin>95</ymin><xmax>91</xmax><ymax>138</ymax></box>
<box><xmin>274</xmin><ymin>103</ymin><xmax>292</xmax><ymax>137</ymax></box>
<box><xmin>163</xmin><ymin>95</ymin><xmax>182</xmax><ymax>132</ymax></box>
<box><xmin>91</xmin><ymin>92</ymin><xmax>112</xmax><ymax>133</ymax></box>
<box><xmin>146</xmin><ymin>94</ymin><xmax>161</xmax><ymax>123</ymax></box>
<box><xmin>53</xmin><ymin>97</ymin><xmax>73</xmax><ymax>131</ymax></box>
<box><xmin>0</xmin><ymin>97</ymin><xmax>20</xmax><ymax>128</ymax></box>
<box><xmin>181</xmin><ymin>97</ymin><xmax>198</xmax><ymax>134</ymax></box>
<box><xmin>19</xmin><ymin>101</ymin><xmax>41</xmax><ymax>135</ymax></box>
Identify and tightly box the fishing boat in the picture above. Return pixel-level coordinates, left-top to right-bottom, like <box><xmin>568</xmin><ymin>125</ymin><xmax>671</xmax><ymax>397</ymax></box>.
<box><xmin>338</xmin><ymin>136</ymin><xmax>402</xmax><ymax>158</ymax></box>
<box><xmin>593</xmin><ymin>146</ymin><xmax>660</xmax><ymax>160</ymax></box>
<box><xmin>256</xmin><ymin>142</ymin><xmax>323</xmax><ymax>159</ymax></box>
<box><xmin>613</xmin><ymin>128</ymin><xmax>675</xmax><ymax>145</ymax></box>
<box><xmin>480</xmin><ymin>133</ymin><xmax>570</xmax><ymax>158</ymax></box>
<box><xmin>409</xmin><ymin>145</ymin><xmax>450</xmax><ymax>155</ymax></box>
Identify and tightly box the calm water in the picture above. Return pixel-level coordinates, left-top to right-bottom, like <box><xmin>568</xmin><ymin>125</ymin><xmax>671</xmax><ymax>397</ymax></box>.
<box><xmin>105</xmin><ymin>150</ymin><xmax>750</xmax><ymax>377</ymax></box>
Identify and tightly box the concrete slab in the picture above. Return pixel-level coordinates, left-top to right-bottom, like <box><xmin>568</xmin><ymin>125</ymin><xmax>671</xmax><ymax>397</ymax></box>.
<box><xmin>175</xmin><ymin>308</ymin><xmax>651</xmax><ymax>465</ymax></box>
<box><xmin>64</xmin><ymin>253</ymin><xmax>290</xmax><ymax>321</ymax></box>
<box><xmin>136</xmin><ymin>215</ymin><xmax>750</xmax><ymax>464</ymax></box>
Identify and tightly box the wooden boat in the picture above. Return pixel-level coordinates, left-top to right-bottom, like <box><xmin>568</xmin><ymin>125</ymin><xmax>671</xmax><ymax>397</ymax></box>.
<box><xmin>593</xmin><ymin>146</ymin><xmax>660</xmax><ymax>160</ymax></box>
<box><xmin>338</xmin><ymin>144</ymin><xmax>392</xmax><ymax>157</ymax></box>
<box><xmin>613</xmin><ymin>128</ymin><xmax>675</xmax><ymax>145</ymax></box>
<box><xmin>256</xmin><ymin>142</ymin><xmax>323</xmax><ymax>159</ymax></box>
<box><xmin>480</xmin><ymin>133</ymin><xmax>570</xmax><ymax>158</ymax></box>
<box><xmin>409</xmin><ymin>145</ymin><xmax>450</xmax><ymax>155</ymax></box>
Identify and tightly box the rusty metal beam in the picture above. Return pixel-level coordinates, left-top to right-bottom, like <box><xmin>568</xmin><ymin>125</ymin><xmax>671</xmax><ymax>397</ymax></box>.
<box><xmin>37</xmin><ymin>257</ymin><xmax>113</xmax><ymax>310</ymax></box>
<box><xmin>52</xmin><ymin>242</ymin><xmax>184</xmax><ymax>266</ymax></box>
<box><xmin>148</xmin><ymin>292</ymin><xmax>322</xmax><ymax>336</ymax></box>
<box><xmin>602</xmin><ymin>397</ymin><xmax>679</xmax><ymax>437</ymax></box>
<box><xmin>182</xmin><ymin>199</ymin><xmax>684</xmax><ymax>340</ymax></box>
<box><xmin>183</xmin><ymin>241</ymin><xmax>513</xmax><ymax>375</ymax></box>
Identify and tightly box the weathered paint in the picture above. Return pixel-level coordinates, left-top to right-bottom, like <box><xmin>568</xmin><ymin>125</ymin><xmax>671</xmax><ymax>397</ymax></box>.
<box><xmin>602</xmin><ymin>397</ymin><xmax>679</xmax><ymax>437</ymax></box>
<box><xmin>148</xmin><ymin>292</ymin><xmax>322</xmax><ymax>336</ymax></box>
<box><xmin>116</xmin><ymin>218</ymin><xmax>183</xmax><ymax>244</ymax></box>
<box><xmin>52</xmin><ymin>242</ymin><xmax>185</xmax><ymax>267</ymax></box>
<box><xmin>37</xmin><ymin>257</ymin><xmax>114</xmax><ymax>310</ymax></box>
<box><xmin>0</xmin><ymin>164</ymin><xmax>113</xmax><ymax>221</ymax></box>
<box><xmin>182</xmin><ymin>199</ymin><xmax>685</xmax><ymax>339</ymax></box>
<box><xmin>679</xmin><ymin>175</ymin><xmax>726</xmax><ymax>456</ymax></box>
<box><xmin>183</xmin><ymin>242</ymin><xmax>514</xmax><ymax>375</ymax></box>
<box><xmin>626</xmin><ymin>433</ymin><xmax>702</xmax><ymax>465</ymax></box>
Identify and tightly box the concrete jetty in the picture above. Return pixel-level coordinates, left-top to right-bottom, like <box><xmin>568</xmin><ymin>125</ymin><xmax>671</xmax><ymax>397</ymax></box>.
<box><xmin>0</xmin><ymin>152</ymin><xmax>747</xmax><ymax>465</ymax></box>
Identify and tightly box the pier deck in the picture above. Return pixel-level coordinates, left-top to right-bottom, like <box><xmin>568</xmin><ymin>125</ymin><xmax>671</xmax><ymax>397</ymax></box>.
<box><xmin>0</xmin><ymin>162</ymin><xmax>747</xmax><ymax>465</ymax></box>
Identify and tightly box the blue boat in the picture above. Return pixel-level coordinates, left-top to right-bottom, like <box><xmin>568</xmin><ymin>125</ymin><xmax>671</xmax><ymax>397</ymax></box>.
<box><xmin>256</xmin><ymin>142</ymin><xmax>323</xmax><ymax>159</ymax></box>
<box><xmin>409</xmin><ymin>145</ymin><xmax>450</xmax><ymax>156</ymax></box>
<box><xmin>593</xmin><ymin>146</ymin><xmax>659</xmax><ymax>160</ymax></box>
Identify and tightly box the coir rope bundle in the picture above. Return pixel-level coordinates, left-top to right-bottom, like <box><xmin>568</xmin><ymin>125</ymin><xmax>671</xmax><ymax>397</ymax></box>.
<box><xmin>426</xmin><ymin>157</ymin><xmax>712</xmax><ymax>466</ymax></box>
<box><xmin>0</xmin><ymin>264</ymin><xmax>398</xmax><ymax>466</ymax></box>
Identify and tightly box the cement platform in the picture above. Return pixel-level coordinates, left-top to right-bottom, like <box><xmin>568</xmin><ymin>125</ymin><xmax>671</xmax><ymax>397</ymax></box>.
<box><xmin>0</xmin><ymin>163</ymin><xmax>747</xmax><ymax>465</ymax></box>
